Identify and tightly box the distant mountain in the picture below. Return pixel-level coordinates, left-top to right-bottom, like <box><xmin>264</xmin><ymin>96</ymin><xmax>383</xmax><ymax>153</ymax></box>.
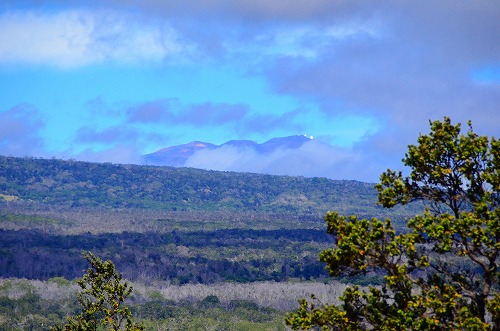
<box><xmin>143</xmin><ymin>135</ymin><xmax>313</xmax><ymax>167</ymax></box>
<box><xmin>143</xmin><ymin>141</ymin><xmax>217</xmax><ymax>166</ymax></box>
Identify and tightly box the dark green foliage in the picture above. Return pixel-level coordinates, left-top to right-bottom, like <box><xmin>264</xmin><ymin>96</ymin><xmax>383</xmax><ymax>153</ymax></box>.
<box><xmin>287</xmin><ymin>118</ymin><xmax>500</xmax><ymax>330</ymax></box>
<box><xmin>51</xmin><ymin>252</ymin><xmax>143</xmax><ymax>331</ymax></box>
<box><xmin>376</xmin><ymin>117</ymin><xmax>497</xmax><ymax>217</ymax></box>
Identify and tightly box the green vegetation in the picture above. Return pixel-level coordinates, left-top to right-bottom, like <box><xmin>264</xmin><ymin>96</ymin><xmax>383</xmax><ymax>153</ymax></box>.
<box><xmin>135</xmin><ymin>297</ymin><xmax>287</xmax><ymax>331</ymax></box>
<box><xmin>0</xmin><ymin>155</ymin><xmax>418</xmax><ymax>221</ymax></box>
<box><xmin>52</xmin><ymin>252</ymin><xmax>144</xmax><ymax>331</ymax></box>
<box><xmin>1</xmin><ymin>275</ymin><xmax>353</xmax><ymax>330</ymax></box>
<box><xmin>0</xmin><ymin>226</ymin><xmax>332</xmax><ymax>283</ymax></box>
<box><xmin>0</xmin><ymin>154</ymin><xmax>419</xmax><ymax>284</ymax></box>
<box><xmin>0</xmin><ymin>128</ymin><xmax>427</xmax><ymax>329</ymax></box>
<box><xmin>0</xmin><ymin>276</ymin><xmax>305</xmax><ymax>330</ymax></box>
<box><xmin>286</xmin><ymin>117</ymin><xmax>500</xmax><ymax>330</ymax></box>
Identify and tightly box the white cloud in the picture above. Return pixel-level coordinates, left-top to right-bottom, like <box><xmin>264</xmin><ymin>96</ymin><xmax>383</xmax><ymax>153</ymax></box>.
<box><xmin>0</xmin><ymin>9</ymin><xmax>189</xmax><ymax>67</ymax></box>
<box><xmin>184</xmin><ymin>140</ymin><xmax>372</xmax><ymax>180</ymax></box>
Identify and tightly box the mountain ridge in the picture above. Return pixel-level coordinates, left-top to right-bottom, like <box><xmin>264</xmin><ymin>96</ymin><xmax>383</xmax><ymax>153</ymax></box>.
<box><xmin>143</xmin><ymin>135</ymin><xmax>314</xmax><ymax>167</ymax></box>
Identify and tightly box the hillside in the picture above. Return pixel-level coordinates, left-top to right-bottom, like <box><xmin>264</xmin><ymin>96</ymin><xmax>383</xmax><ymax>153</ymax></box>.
<box><xmin>0</xmin><ymin>155</ymin><xmax>408</xmax><ymax>218</ymax></box>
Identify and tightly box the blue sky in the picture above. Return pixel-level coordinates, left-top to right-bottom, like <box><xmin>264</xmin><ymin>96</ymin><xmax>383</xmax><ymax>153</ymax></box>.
<box><xmin>1</xmin><ymin>1</ymin><xmax>499</xmax><ymax>181</ymax></box>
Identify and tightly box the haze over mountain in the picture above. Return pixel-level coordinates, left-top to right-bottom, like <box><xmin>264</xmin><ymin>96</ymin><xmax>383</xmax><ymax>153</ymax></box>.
<box><xmin>143</xmin><ymin>135</ymin><xmax>361</xmax><ymax>179</ymax></box>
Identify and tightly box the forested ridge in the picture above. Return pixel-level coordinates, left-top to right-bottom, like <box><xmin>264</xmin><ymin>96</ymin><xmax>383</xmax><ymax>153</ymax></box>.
<box><xmin>0</xmin><ymin>155</ymin><xmax>390</xmax><ymax>215</ymax></box>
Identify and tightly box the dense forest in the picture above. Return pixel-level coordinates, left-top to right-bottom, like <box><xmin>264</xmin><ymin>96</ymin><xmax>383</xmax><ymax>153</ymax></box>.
<box><xmin>0</xmin><ymin>227</ymin><xmax>332</xmax><ymax>282</ymax></box>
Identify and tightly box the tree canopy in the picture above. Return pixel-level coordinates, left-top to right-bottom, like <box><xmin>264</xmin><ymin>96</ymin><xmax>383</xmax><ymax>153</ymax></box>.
<box><xmin>51</xmin><ymin>252</ymin><xmax>144</xmax><ymax>331</ymax></box>
<box><xmin>286</xmin><ymin>117</ymin><xmax>500</xmax><ymax>330</ymax></box>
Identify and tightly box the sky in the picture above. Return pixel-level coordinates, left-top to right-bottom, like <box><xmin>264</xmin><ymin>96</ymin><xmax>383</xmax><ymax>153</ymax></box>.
<box><xmin>0</xmin><ymin>1</ymin><xmax>499</xmax><ymax>182</ymax></box>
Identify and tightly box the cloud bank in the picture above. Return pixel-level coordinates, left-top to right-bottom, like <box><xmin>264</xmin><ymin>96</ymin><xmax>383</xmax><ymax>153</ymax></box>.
<box><xmin>184</xmin><ymin>139</ymin><xmax>375</xmax><ymax>181</ymax></box>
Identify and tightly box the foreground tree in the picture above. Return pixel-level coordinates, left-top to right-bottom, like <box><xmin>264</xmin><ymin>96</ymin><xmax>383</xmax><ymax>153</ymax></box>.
<box><xmin>51</xmin><ymin>252</ymin><xmax>144</xmax><ymax>331</ymax></box>
<box><xmin>286</xmin><ymin>117</ymin><xmax>500</xmax><ymax>330</ymax></box>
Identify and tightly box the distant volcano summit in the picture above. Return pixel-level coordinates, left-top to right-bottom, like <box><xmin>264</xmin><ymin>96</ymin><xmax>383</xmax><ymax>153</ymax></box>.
<box><xmin>143</xmin><ymin>135</ymin><xmax>314</xmax><ymax>167</ymax></box>
<box><xmin>143</xmin><ymin>141</ymin><xmax>217</xmax><ymax>167</ymax></box>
